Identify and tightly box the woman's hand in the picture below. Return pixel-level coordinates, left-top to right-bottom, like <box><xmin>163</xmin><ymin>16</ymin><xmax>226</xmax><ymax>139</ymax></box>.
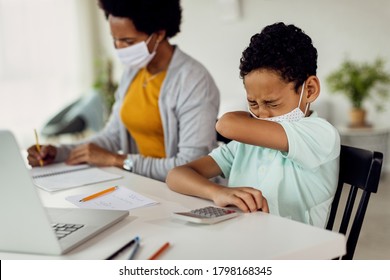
<box><xmin>211</xmin><ymin>186</ymin><xmax>269</xmax><ymax>213</ymax></box>
<box><xmin>27</xmin><ymin>144</ymin><xmax>57</xmax><ymax>167</ymax></box>
<box><xmin>66</xmin><ymin>143</ymin><xmax>124</xmax><ymax>167</ymax></box>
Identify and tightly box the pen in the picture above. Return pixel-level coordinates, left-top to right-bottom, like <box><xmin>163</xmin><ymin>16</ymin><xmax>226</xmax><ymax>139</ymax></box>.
<box><xmin>148</xmin><ymin>242</ymin><xmax>170</xmax><ymax>260</ymax></box>
<box><xmin>34</xmin><ymin>129</ymin><xmax>44</xmax><ymax>167</ymax></box>
<box><xmin>79</xmin><ymin>186</ymin><xmax>118</xmax><ymax>202</ymax></box>
<box><xmin>128</xmin><ymin>237</ymin><xmax>140</xmax><ymax>260</ymax></box>
<box><xmin>106</xmin><ymin>236</ymin><xmax>140</xmax><ymax>260</ymax></box>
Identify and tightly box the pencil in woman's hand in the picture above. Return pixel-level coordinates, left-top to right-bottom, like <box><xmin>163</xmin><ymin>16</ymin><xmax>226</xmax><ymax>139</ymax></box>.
<box><xmin>34</xmin><ymin>129</ymin><xmax>44</xmax><ymax>167</ymax></box>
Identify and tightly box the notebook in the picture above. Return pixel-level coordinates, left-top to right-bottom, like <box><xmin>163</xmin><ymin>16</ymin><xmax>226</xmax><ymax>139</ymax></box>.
<box><xmin>0</xmin><ymin>130</ymin><xmax>129</xmax><ymax>255</ymax></box>
<box><xmin>31</xmin><ymin>162</ymin><xmax>122</xmax><ymax>192</ymax></box>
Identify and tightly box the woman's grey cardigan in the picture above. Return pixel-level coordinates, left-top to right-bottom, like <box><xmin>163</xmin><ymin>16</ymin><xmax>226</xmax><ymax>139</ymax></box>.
<box><xmin>55</xmin><ymin>46</ymin><xmax>220</xmax><ymax>181</ymax></box>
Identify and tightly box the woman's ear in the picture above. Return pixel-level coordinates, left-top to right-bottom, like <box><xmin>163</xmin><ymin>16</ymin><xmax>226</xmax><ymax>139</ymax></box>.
<box><xmin>155</xmin><ymin>30</ymin><xmax>167</xmax><ymax>43</ymax></box>
<box><xmin>305</xmin><ymin>75</ymin><xmax>320</xmax><ymax>103</ymax></box>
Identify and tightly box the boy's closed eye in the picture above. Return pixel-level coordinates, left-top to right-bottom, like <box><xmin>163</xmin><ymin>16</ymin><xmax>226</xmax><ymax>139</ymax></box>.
<box><xmin>264</xmin><ymin>102</ymin><xmax>279</xmax><ymax>109</ymax></box>
<box><xmin>248</xmin><ymin>101</ymin><xmax>258</xmax><ymax>108</ymax></box>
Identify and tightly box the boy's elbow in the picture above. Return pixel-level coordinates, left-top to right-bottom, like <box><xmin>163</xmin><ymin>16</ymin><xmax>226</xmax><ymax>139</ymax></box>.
<box><xmin>216</xmin><ymin>113</ymin><xmax>234</xmax><ymax>139</ymax></box>
<box><xmin>215</xmin><ymin>119</ymin><xmax>223</xmax><ymax>135</ymax></box>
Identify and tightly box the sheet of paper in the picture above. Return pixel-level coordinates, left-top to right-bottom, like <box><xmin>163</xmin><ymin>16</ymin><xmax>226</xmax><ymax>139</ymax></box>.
<box><xmin>65</xmin><ymin>186</ymin><xmax>158</xmax><ymax>211</ymax></box>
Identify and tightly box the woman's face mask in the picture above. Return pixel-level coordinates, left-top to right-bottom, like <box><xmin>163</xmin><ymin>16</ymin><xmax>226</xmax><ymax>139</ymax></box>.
<box><xmin>248</xmin><ymin>82</ymin><xmax>309</xmax><ymax>122</ymax></box>
<box><xmin>115</xmin><ymin>34</ymin><xmax>159</xmax><ymax>69</ymax></box>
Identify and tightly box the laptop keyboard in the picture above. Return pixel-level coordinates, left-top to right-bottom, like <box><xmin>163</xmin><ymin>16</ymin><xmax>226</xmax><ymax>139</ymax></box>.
<box><xmin>52</xmin><ymin>223</ymin><xmax>84</xmax><ymax>239</ymax></box>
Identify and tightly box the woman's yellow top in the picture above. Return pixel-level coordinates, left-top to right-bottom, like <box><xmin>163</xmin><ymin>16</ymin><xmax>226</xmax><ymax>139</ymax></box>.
<box><xmin>120</xmin><ymin>68</ymin><xmax>167</xmax><ymax>158</ymax></box>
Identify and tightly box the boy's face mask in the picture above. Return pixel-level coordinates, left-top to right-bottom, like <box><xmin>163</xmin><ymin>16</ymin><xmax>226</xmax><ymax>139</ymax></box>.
<box><xmin>248</xmin><ymin>82</ymin><xmax>309</xmax><ymax>123</ymax></box>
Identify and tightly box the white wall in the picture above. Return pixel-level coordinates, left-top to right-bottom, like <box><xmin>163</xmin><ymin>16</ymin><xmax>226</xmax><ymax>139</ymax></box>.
<box><xmin>0</xmin><ymin>0</ymin><xmax>96</xmax><ymax>148</ymax></box>
<box><xmin>167</xmin><ymin>0</ymin><xmax>390</xmax><ymax>171</ymax></box>
<box><xmin>170</xmin><ymin>0</ymin><xmax>390</xmax><ymax>127</ymax></box>
<box><xmin>31</xmin><ymin>0</ymin><xmax>389</xmax><ymax>128</ymax></box>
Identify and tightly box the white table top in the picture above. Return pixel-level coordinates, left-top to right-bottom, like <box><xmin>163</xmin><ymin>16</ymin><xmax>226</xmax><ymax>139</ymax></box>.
<box><xmin>0</xmin><ymin>167</ymin><xmax>346</xmax><ymax>260</ymax></box>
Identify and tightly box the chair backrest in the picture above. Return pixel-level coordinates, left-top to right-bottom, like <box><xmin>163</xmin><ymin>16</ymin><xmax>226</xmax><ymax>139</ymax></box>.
<box><xmin>326</xmin><ymin>145</ymin><xmax>383</xmax><ymax>259</ymax></box>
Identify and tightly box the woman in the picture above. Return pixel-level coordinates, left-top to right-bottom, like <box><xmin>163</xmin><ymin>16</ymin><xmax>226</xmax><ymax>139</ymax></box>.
<box><xmin>27</xmin><ymin>0</ymin><xmax>220</xmax><ymax>181</ymax></box>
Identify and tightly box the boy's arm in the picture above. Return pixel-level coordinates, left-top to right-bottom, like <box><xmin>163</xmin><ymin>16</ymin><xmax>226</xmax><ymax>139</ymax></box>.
<box><xmin>216</xmin><ymin>111</ymin><xmax>289</xmax><ymax>152</ymax></box>
<box><xmin>166</xmin><ymin>155</ymin><xmax>268</xmax><ymax>213</ymax></box>
<box><xmin>166</xmin><ymin>155</ymin><xmax>225</xmax><ymax>199</ymax></box>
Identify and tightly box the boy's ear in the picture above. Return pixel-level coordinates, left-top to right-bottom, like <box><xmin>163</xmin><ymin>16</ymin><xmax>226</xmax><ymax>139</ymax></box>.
<box><xmin>305</xmin><ymin>76</ymin><xmax>320</xmax><ymax>102</ymax></box>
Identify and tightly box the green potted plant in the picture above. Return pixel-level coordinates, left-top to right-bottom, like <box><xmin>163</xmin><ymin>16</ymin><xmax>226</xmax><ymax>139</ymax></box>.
<box><xmin>326</xmin><ymin>58</ymin><xmax>390</xmax><ymax>127</ymax></box>
<box><xmin>93</xmin><ymin>58</ymin><xmax>118</xmax><ymax>119</ymax></box>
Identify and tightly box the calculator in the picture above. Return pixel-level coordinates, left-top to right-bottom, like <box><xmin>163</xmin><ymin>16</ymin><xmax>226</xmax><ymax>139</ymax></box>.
<box><xmin>173</xmin><ymin>206</ymin><xmax>238</xmax><ymax>224</ymax></box>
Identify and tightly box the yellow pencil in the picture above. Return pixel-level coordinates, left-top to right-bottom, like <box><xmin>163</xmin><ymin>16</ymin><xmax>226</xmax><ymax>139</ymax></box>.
<box><xmin>34</xmin><ymin>129</ymin><xmax>44</xmax><ymax>167</ymax></box>
<box><xmin>79</xmin><ymin>186</ymin><xmax>118</xmax><ymax>202</ymax></box>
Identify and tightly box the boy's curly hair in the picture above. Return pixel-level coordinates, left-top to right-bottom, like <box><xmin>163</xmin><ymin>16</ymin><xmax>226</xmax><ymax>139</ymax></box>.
<box><xmin>239</xmin><ymin>22</ymin><xmax>317</xmax><ymax>91</ymax></box>
<box><xmin>98</xmin><ymin>0</ymin><xmax>182</xmax><ymax>38</ymax></box>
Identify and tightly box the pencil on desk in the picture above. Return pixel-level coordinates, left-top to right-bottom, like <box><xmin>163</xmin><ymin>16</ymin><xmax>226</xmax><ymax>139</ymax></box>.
<box><xmin>106</xmin><ymin>236</ymin><xmax>139</xmax><ymax>260</ymax></box>
<box><xmin>148</xmin><ymin>242</ymin><xmax>170</xmax><ymax>260</ymax></box>
<box><xmin>34</xmin><ymin>129</ymin><xmax>44</xmax><ymax>167</ymax></box>
<box><xmin>79</xmin><ymin>186</ymin><xmax>118</xmax><ymax>202</ymax></box>
<box><xmin>128</xmin><ymin>238</ymin><xmax>140</xmax><ymax>260</ymax></box>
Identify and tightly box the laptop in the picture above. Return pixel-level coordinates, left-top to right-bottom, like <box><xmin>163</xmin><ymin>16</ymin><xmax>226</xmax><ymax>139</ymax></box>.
<box><xmin>0</xmin><ymin>130</ymin><xmax>129</xmax><ymax>255</ymax></box>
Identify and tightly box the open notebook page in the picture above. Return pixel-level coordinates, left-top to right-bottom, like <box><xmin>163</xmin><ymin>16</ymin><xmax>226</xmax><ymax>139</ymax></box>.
<box><xmin>30</xmin><ymin>163</ymin><xmax>122</xmax><ymax>192</ymax></box>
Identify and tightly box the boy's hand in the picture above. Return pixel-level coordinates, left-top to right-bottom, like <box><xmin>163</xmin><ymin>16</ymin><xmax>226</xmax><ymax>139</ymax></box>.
<box><xmin>212</xmin><ymin>186</ymin><xmax>269</xmax><ymax>213</ymax></box>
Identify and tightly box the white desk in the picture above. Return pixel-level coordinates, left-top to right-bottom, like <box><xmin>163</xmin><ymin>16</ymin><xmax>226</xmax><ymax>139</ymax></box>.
<box><xmin>0</xmin><ymin>167</ymin><xmax>346</xmax><ymax>260</ymax></box>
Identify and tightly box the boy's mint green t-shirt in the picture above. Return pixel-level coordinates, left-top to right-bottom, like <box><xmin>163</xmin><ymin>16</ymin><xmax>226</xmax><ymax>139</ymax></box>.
<box><xmin>209</xmin><ymin>112</ymin><xmax>340</xmax><ymax>227</ymax></box>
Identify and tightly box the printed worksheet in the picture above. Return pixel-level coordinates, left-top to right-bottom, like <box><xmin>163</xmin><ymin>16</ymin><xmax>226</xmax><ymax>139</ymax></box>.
<box><xmin>66</xmin><ymin>186</ymin><xmax>158</xmax><ymax>211</ymax></box>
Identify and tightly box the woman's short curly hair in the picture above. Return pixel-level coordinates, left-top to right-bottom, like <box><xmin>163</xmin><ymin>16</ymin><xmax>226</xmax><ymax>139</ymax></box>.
<box><xmin>98</xmin><ymin>0</ymin><xmax>182</xmax><ymax>38</ymax></box>
<box><xmin>239</xmin><ymin>22</ymin><xmax>318</xmax><ymax>91</ymax></box>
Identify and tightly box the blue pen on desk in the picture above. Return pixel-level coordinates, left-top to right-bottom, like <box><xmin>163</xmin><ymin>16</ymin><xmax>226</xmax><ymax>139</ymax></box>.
<box><xmin>128</xmin><ymin>237</ymin><xmax>140</xmax><ymax>260</ymax></box>
<box><xmin>106</xmin><ymin>236</ymin><xmax>139</xmax><ymax>260</ymax></box>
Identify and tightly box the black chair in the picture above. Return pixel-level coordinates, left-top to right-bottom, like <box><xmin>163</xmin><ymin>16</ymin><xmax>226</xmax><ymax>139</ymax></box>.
<box><xmin>326</xmin><ymin>145</ymin><xmax>383</xmax><ymax>260</ymax></box>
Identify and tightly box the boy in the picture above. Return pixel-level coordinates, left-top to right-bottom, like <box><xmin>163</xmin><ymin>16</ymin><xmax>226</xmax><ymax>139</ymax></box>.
<box><xmin>166</xmin><ymin>22</ymin><xmax>340</xmax><ymax>227</ymax></box>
